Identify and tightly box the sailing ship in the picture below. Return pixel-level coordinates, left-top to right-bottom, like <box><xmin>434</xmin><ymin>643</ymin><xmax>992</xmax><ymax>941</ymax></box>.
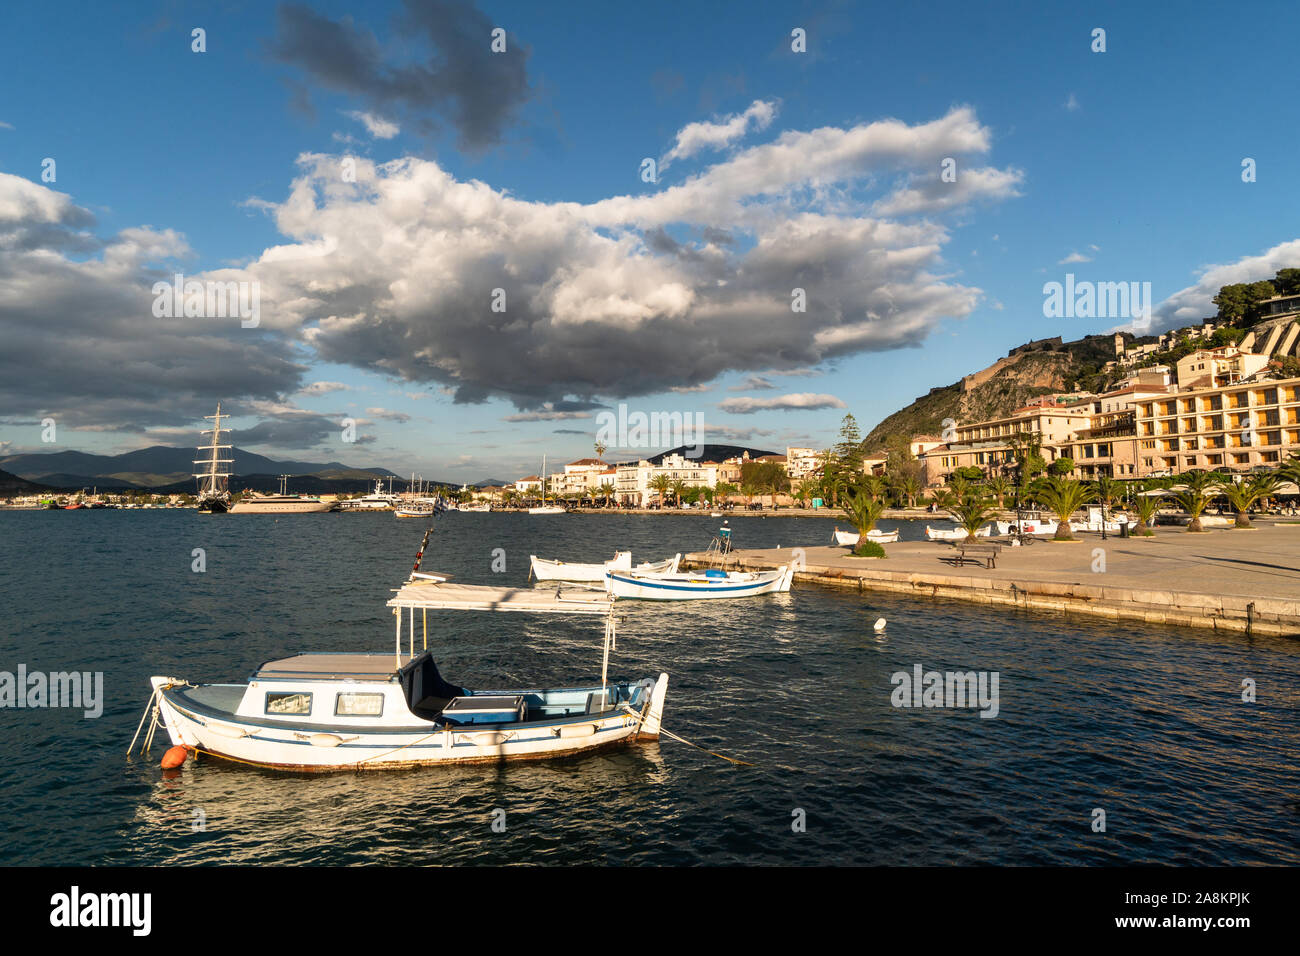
<box><xmin>133</xmin><ymin>523</ymin><xmax>668</xmax><ymax>771</ymax></box>
<box><xmin>193</xmin><ymin>404</ymin><xmax>233</xmax><ymax>514</ymax></box>
<box><xmin>228</xmin><ymin>475</ymin><xmax>333</xmax><ymax>514</ymax></box>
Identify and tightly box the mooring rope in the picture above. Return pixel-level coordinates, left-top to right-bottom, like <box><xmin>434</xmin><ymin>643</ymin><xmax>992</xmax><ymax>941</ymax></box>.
<box><xmin>618</xmin><ymin>704</ymin><xmax>754</xmax><ymax>766</ymax></box>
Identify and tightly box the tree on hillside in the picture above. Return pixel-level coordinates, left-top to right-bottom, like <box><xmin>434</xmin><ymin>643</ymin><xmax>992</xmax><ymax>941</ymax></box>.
<box><xmin>1273</xmin><ymin>268</ymin><xmax>1300</xmax><ymax>296</ymax></box>
<box><xmin>1212</xmin><ymin>280</ymin><xmax>1277</xmax><ymax>324</ymax></box>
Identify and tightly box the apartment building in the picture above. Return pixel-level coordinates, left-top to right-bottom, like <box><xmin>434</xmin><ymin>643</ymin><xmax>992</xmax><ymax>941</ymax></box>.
<box><xmin>785</xmin><ymin>447</ymin><xmax>825</xmax><ymax>479</ymax></box>
<box><xmin>1175</xmin><ymin>346</ymin><xmax>1269</xmax><ymax>389</ymax></box>
<box><xmin>1134</xmin><ymin>377</ymin><xmax>1300</xmax><ymax>474</ymax></box>
<box><xmin>614</xmin><ymin>453</ymin><xmax>719</xmax><ymax>506</ymax></box>
<box><xmin>552</xmin><ymin>458</ymin><xmax>611</xmax><ymax>496</ymax></box>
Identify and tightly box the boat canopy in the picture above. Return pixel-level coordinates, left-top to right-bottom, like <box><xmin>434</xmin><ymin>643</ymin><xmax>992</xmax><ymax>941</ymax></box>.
<box><xmin>255</xmin><ymin>653</ymin><xmax>416</xmax><ymax>681</ymax></box>
<box><xmin>387</xmin><ymin>579</ymin><xmax>613</xmax><ymax>615</ymax></box>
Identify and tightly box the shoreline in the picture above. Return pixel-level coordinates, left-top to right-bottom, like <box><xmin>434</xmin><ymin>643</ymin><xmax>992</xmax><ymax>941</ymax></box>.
<box><xmin>681</xmin><ymin>527</ymin><xmax>1300</xmax><ymax>639</ymax></box>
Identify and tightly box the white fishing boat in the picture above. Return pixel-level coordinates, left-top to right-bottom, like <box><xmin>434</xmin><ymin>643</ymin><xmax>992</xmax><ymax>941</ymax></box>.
<box><xmin>394</xmin><ymin>498</ymin><xmax>446</xmax><ymax>519</ymax></box>
<box><xmin>605</xmin><ymin>565</ymin><xmax>793</xmax><ymax>601</ymax></box>
<box><xmin>832</xmin><ymin>527</ymin><xmax>898</xmax><ymax>546</ymax></box>
<box><xmin>460</xmin><ymin>502</ymin><xmax>491</xmax><ymax>513</ymax></box>
<box><xmin>925</xmin><ymin>524</ymin><xmax>993</xmax><ymax>541</ymax></box>
<box><xmin>133</xmin><ymin>546</ymin><xmax>668</xmax><ymax>772</ymax></box>
<box><xmin>530</xmin><ymin>551</ymin><xmax>681</xmax><ymax>583</ymax></box>
<box><xmin>994</xmin><ymin>512</ymin><xmax>1058</xmax><ymax>536</ymax></box>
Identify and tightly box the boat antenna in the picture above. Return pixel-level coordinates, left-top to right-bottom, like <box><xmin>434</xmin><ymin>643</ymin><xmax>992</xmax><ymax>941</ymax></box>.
<box><xmin>410</xmin><ymin>496</ymin><xmax>448</xmax><ymax>577</ymax></box>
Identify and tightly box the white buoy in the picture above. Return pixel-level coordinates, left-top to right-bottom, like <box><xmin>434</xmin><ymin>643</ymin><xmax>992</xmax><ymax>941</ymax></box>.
<box><xmin>873</xmin><ymin>617</ymin><xmax>887</xmax><ymax>631</ymax></box>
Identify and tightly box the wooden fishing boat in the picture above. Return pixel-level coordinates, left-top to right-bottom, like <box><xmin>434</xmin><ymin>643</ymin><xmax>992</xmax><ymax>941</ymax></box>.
<box><xmin>529</xmin><ymin>551</ymin><xmax>680</xmax><ymax>583</ymax></box>
<box><xmin>993</xmin><ymin>513</ymin><xmax>1058</xmax><ymax>536</ymax></box>
<box><xmin>137</xmin><ymin>573</ymin><xmax>667</xmax><ymax>771</ymax></box>
<box><xmin>833</xmin><ymin>527</ymin><xmax>898</xmax><ymax>546</ymax></box>
<box><xmin>605</xmin><ymin>565</ymin><xmax>793</xmax><ymax>601</ymax></box>
<box><xmin>925</xmin><ymin>524</ymin><xmax>993</xmax><ymax>541</ymax></box>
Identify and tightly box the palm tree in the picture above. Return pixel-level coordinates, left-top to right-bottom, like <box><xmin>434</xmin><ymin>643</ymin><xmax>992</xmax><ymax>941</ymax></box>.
<box><xmin>714</xmin><ymin>481</ymin><xmax>737</xmax><ymax>508</ymax></box>
<box><xmin>794</xmin><ymin>478</ymin><xmax>820</xmax><ymax>508</ymax></box>
<box><xmin>1031</xmin><ymin>475</ymin><xmax>1093</xmax><ymax>541</ymax></box>
<box><xmin>740</xmin><ymin>481</ymin><xmax>759</xmax><ymax>509</ymax></box>
<box><xmin>984</xmin><ymin>474</ymin><xmax>1013</xmax><ymax>509</ymax></box>
<box><xmin>889</xmin><ymin>473</ymin><xmax>921</xmax><ymax>508</ymax></box>
<box><xmin>1174</xmin><ymin>470</ymin><xmax>1217</xmax><ymax>532</ymax></box>
<box><xmin>841</xmin><ymin>478</ymin><xmax>887</xmax><ymax>553</ymax></box>
<box><xmin>669</xmin><ymin>478</ymin><xmax>688</xmax><ymax>508</ymax></box>
<box><xmin>1132</xmin><ymin>491</ymin><xmax>1163</xmax><ymax>535</ymax></box>
<box><xmin>648</xmin><ymin>474</ymin><xmax>672</xmax><ymax>508</ymax></box>
<box><xmin>597</xmin><ymin>482</ymin><xmax>616</xmax><ymax>508</ymax></box>
<box><xmin>950</xmin><ymin>487</ymin><xmax>999</xmax><ymax>540</ymax></box>
<box><xmin>1217</xmin><ymin>473</ymin><xmax>1278</xmax><ymax>528</ymax></box>
<box><xmin>820</xmin><ymin>472</ymin><xmax>846</xmax><ymax>508</ymax></box>
<box><xmin>1092</xmin><ymin>475</ymin><xmax>1124</xmax><ymax>512</ymax></box>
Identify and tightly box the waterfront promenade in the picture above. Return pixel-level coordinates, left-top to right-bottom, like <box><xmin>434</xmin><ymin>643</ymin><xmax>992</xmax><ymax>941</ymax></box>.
<box><xmin>684</xmin><ymin>522</ymin><xmax>1300</xmax><ymax>638</ymax></box>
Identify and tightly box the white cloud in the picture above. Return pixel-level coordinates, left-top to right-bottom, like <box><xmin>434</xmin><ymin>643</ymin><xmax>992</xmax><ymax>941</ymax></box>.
<box><xmin>299</xmin><ymin>380</ymin><xmax>351</xmax><ymax>395</ymax></box>
<box><xmin>345</xmin><ymin>110</ymin><xmax>400</xmax><ymax>139</ymax></box>
<box><xmin>718</xmin><ymin>393</ymin><xmax>847</xmax><ymax>414</ymax></box>
<box><xmin>662</xmin><ymin>99</ymin><xmax>778</xmax><ymax>166</ymax></box>
<box><xmin>1135</xmin><ymin>238</ymin><xmax>1300</xmax><ymax>334</ymax></box>
<box><xmin>1059</xmin><ymin>251</ymin><xmax>1092</xmax><ymax>264</ymax></box>
<box><xmin>1065</xmin><ymin>93</ymin><xmax>1080</xmax><ymax>112</ymax></box>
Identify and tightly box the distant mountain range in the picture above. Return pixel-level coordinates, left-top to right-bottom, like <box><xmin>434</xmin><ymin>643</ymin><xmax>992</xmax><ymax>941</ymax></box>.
<box><xmin>0</xmin><ymin>445</ymin><xmax>404</xmax><ymax>492</ymax></box>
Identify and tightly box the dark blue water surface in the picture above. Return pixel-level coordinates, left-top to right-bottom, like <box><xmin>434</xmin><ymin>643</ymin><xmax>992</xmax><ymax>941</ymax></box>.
<box><xmin>1</xmin><ymin>509</ymin><xmax>1296</xmax><ymax>865</ymax></box>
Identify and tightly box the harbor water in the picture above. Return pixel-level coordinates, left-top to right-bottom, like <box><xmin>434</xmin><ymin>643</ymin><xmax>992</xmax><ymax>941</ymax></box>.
<box><xmin>1</xmin><ymin>509</ymin><xmax>1296</xmax><ymax>865</ymax></box>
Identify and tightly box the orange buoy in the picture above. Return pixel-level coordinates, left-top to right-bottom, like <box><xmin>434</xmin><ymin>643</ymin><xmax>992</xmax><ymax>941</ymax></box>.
<box><xmin>160</xmin><ymin>745</ymin><xmax>189</xmax><ymax>769</ymax></box>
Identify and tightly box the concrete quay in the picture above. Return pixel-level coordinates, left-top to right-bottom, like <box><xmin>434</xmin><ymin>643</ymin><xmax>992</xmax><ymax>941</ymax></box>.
<box><xmin>682</xmin><ymin>522</ymin><xmax>1300</xmax><ymax>638</ymax></box>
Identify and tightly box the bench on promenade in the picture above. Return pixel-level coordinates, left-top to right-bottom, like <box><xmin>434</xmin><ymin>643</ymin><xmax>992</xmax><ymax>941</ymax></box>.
<box><xmin>944</xmin><ymin>541</ymin><xmax>1003</xmax><ymax>569</ymax></box>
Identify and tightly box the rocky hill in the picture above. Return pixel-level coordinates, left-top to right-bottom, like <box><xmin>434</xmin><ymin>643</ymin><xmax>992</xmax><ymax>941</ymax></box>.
<box><xmin>862</xmin><ymin>333</ymin><xmax>1126</xmax><ymax>451</ymax></box>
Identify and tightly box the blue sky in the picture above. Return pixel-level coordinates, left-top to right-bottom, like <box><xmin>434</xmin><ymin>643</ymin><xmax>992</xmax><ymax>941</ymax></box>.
<box><xmin>2</xmin><ymin>0</ymin><xmax>1298</xmax><ymax>482</ymax></box>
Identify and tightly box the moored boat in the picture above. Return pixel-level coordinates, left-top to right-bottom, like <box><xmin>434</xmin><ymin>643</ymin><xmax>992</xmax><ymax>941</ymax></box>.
<box><xmin>605</xmin><ymin>565</ymin><xmax>793</xmax><ymax>601</ymax></box>
<box><xmin>926</xmin><ymin>524</ymin><xmax>992</xmax><ymax>541</ymax></box>
<box><xmin>530</xmin><ymin>551</ymin><xmax>680</xmax><ymax>583</ymax></box>
<box><xmin>833</xmin><ymin>527</ymin><xmax>898</xmax><ymax>546</ymax></box>
<box><xmin>135</xmin><ymin>546</ymin><xmax>668</xmax><ymax>772</ymax></box>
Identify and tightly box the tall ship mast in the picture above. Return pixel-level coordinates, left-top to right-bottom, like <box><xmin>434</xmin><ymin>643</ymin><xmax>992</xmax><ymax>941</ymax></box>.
<box><xmin>193</xmin><ymin>403</ymin><xmax>233</xmax><ymax>514</ymax></box>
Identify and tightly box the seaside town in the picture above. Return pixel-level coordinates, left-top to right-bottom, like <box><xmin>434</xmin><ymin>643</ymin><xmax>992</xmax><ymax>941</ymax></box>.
<box><xmin>4</xmin><ymin>0</ymin><xmax>1298</xmax><ymax>922</ymax></box>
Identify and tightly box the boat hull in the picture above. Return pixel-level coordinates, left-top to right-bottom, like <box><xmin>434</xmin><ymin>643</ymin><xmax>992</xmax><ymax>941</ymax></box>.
<box><xmin>605</xmin><ymin>566</ymin><xmax>793</xmax><ymax>600</ymax></box>
<box><xmin>229</xmin><ymin>499</ymin><xmax>333</xmax><ymax>514</ymax></box>
<box><xmin>926</xmin><ymin>524</ymin><xmax>992</xmax><ymax>541</ymax></box>
<box><xmin>150</xmin><ymin>674</ymin><xmax>668</xmax><ymax>772</ymax></box>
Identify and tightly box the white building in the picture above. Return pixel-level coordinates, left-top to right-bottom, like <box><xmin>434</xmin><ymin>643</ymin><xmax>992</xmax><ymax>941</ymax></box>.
<box><xmin>614</xmin><ymin>453</ymin><xmax>719</xmax><ymax>506</ymax></box>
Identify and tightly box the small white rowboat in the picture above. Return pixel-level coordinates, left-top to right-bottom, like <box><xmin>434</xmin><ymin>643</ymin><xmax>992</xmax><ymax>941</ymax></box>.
<box><xmin>833</xmin><ymin>527</ymin><xmax>898</xmax><ymax>546</ymax></box>
<box><xmin>925</xmin><ymin>524</ymin><xmax>993</xmax><ymax>541</ymax></box>
<box><xmin>529</xmin><ymin>551</ymin><xmax>680</xmax><ymax>583</ymax></box>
